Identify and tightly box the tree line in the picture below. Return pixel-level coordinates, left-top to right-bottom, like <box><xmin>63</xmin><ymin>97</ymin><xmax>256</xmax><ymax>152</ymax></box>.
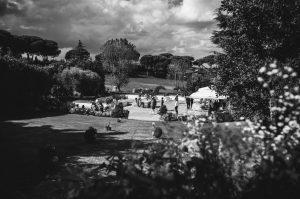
<box><xmin>140</xmin><ymin>54</ymin><xmax>195</xmax><ymax>79</ymax></box>
<box><xmin>0</xmin><ymin>29</ymin><xmax>214</xmax><ymax>99</ymax></box>
<box><xmin>0</xmin><ymin>30</ymin><xmax>61</xmax><ymax>60</ymax></box>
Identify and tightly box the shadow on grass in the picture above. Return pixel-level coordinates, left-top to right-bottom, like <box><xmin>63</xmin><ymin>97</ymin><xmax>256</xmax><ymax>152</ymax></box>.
<box><xmin>0</xmin><ymin>111</ymin><xmax>67</xmax><ymax>121</ymax></box>
<box><xmin>0</xmin><ymin>120</ymin><xmax>151</xmax><ymax>199</ymax></box>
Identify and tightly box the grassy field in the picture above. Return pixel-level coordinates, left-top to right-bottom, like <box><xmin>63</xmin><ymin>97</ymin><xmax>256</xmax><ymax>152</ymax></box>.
<box><xmin>0</xmin><ymin>113</ymin><xmax>187</xmax><ymax>198</ymax></box>
<box><xmin>105</xmin><ymin>75</ymin><xmax>186</xmax><ymax>94</ymax></box>
<box><xmin>0</xmin><ymin>111</ymin><xmax>245</xmax><ymax>198</ymax></box>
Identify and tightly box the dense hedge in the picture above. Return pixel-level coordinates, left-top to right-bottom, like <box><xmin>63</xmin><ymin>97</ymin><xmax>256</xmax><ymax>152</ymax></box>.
<box><xmin>0</xmin><ymin>55</ymin><xmax>52</xmax><ymax>114</ymax></box>
<box><xmin>0</xmin><ymin>56</ymin><xmax>107</xmax><ymax>117</ymax></box>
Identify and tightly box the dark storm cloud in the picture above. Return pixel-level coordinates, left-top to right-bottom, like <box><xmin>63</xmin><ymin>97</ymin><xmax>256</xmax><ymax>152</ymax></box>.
<box><xmin>0</xmin><ymin>0</ymin><xmax>27</xmax><ymax>16</ymax></box>
<box><xmin>0</xmin><ymin>0</ymin><xmax>221</xmax><ymax>59</ymax></box>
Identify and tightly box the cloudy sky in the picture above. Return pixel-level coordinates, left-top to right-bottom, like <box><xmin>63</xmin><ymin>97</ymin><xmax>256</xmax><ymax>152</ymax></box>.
<box><xmin>0</xmin><ymin>0</ymin><xmax>221</xmax><ymax>59</ymax></box>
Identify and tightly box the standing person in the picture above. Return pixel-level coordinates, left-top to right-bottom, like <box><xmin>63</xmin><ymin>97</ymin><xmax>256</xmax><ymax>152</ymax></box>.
<box><xmin>175</xmin><ymin>98</ymin><xmax>179</xmax><ymax>116</ymax></box>
<box><xmin>190</xmin><ymin>97</ymin><xmax>194</xmax><ymax>109</ymax></box>
<box><xmin>138</xmin><ymin>95</ymin><xmax>142</xmax><ymax>107</ymax></box>
<box><xmin>151</xmin><ymin>96</ymin><xmax>157</xmax><ymax>114</ymax></box>
<box><xmin>161</xmin><ymin>97</ymin><xmax>164</xmax><ymax>107</ymax></box>
<box><xmin>185</xmin><ymin>96</ymin><xmax>190</xmax><ymax>109</ymax></box>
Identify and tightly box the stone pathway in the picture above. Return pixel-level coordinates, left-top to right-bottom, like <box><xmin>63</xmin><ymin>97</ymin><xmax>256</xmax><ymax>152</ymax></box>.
<box><xmin>126</xmin><ymin>106</ymin><xmax>161</xmax><ymax>121</ymax></box>
<box><xmin>125</xmin><ymin>101</ymin><xmax>208</xmax><ymax>121</ymax></box>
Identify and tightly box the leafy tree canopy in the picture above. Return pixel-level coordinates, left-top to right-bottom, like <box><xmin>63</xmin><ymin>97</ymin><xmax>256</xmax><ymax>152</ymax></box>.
<box><xmin>212</xmin><ymin>0</ymin><xmax>300</xmax><ymax>61</ymax></box>
<box><xmin>99</xmin><ymin>38</ymin><xmax>140</xmax><ymax>65</ymax></box>
<box><xmin>159</xmin><ymin>53</ymin><xmax>173</xmax><ymax>58</ymax></box>
<box><xmin>140</xmin><ymin>54</ymin><xmax>171</xmax><ymax>77</ymax></box>
<box><xmin>0</xmin><ymin>30</ymin><xmax>61</xmax><ymax>58</ymax></box>
<box><xmin>98</xmin><ymin>38</ymin><xmax>140</xmax><ymax>91</ymax></box>
<box><xmin>169</xmin><ymin>56</ymin><xmax>194</xmax><ymax>72</ymax></box>
<box><xmin>194</xmin><ymin>55</ymin><xmax>216</xmax><ymax>66</ymax></box>
<box><xmin>212</xmin><ymin>0</ymin><xmax>300</xmax><ymax>119</ymax></box>
<box><xmin>65</xmin><ymin>40</ymin><xmax>90</xmax><ymax>60</ymax></box>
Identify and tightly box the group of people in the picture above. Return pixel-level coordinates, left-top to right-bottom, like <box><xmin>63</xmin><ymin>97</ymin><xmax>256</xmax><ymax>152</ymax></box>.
<box><xmin>92</xmin><ymin>98</ymin><xmax>123</xmax><ymax>113</ymax></box>
<box><xmin>185</xmin><ymin>96</ymin><xmax>194</xmax><ymax>109</ymax></box>
<box><xmin>135</xmin><ymin>94</ymin><xmax>201</xmax><ymax>118</ymax></box>
<box><xmin>136</xmin><ymin>95</ymin><xmax>165</xmax><ymax>114</ymax></box>
<box><xmin>150</xmin><ymin>96</ymin><xmax>167</xmax><ymax>114</ymax></box>
<box><xmin>91</xmin><ymin>101</ymin><xmax>104</xmax><ymax>112</ymax></box>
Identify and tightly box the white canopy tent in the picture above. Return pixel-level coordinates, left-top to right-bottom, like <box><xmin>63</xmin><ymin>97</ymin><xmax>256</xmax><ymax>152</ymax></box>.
<box><xmin>189</xmin><ymin>87</ymin><xmax>227</xmax><ymax>99</ymax></box>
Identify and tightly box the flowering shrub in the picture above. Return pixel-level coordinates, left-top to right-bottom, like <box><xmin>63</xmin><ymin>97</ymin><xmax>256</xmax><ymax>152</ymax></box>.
<box><xmin>241</xmin><ymin>61</ymin><xmax>300</xmax><ymax>198</ymax></box>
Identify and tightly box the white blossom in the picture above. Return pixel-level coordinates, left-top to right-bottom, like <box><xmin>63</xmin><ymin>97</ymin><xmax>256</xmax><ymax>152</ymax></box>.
<box><xmin>270</xmin><ymin>62</ymin><xmax>277</xmax><ymax>68</ymax></box>
<box><xmin>259</xmin><ymin>67</ymin><xmax>266</xmax><ymax>73</ymax></box>
<box><xmin>257</xmin><ymin>77</ymin><xmax>264</xmax><ymax>82</ymax></box>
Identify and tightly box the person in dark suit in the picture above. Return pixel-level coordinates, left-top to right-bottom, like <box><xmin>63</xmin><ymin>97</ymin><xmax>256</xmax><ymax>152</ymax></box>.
<box><xmin>161</xmin><ymin>97</ymin><xmax>164</xmax><ymax>107</ymax></box>
<box><xmin>185</xmin><ymin>96</ymin><xmax>190</xmax><ymax>109</ymax></box>
<box><xmin>151</xmin><ymin>96</ymin><xmax>157</xmax><ymax>114</ymax></box>
<box><xmin>190</xmin><ymin>97</ymin><xmax>194</xmax><ymax>109</ymax></box>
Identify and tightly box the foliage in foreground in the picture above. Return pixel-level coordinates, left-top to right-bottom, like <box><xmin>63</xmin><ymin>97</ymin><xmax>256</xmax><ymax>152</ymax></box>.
<box><xmin>51</xmin><ymin>62</ymin><xmax>299</xmax><ymax>199</ymax></box>
<box><xmin>212</xmin><ymin>0</ymin><xmax>300</xmax><ymax>120</ymax></box>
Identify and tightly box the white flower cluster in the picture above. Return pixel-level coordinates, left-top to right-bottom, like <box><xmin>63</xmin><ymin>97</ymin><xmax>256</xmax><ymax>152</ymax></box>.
<box><xmin>178</xmin><ymin>61</ymin><xmax>300</xmax><ymax>185</ymax></box>
<box><xmin>253</xmin><ymin>61</ymin><xmax>300</xmax><ymax>160</ymax></box>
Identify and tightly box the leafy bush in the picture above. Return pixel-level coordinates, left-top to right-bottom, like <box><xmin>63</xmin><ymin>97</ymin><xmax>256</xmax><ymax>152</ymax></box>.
<box><xmin>66</xmin><ymin>58</ymin><xmax>105</xmax><ymax>93</ymax></box>
<box><xmin>59</xmin><ymin>67</ymin><xmax>104</xmax><ymax>96</ymax></box>
<box><xmin>38</xmin><ymin>144</ymin><xmax>59</xmax><ymax>174</ymax></box>
<box><xmin>84</xmin><ymin>127</ymin><xmax>97</xmax><ymax>143</ymax></box>
<box><xmin>215</xmin><ymin>112</ymin><xmax>234</xmax><ymax>123</ymax></box>
<box><xmin>0</xmin><ymin>55</ymin><xmax>52</xmax><ymax>114</ymax></box>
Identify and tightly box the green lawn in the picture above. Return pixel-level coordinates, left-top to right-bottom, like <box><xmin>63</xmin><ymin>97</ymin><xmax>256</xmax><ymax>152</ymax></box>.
<box><xmin>105</xmin><ymin>75</ymin><xmax>186</xmax><ymax>93</ymax></box>
<box><xmin>0</xmin><ymin>113</ymin><xmax>187</xmax><ymax>198</ymax></box>
<box><xmin>0</xmin><ymin>112</ymin><xmax>245</xmax><ymax>198</ymax></box>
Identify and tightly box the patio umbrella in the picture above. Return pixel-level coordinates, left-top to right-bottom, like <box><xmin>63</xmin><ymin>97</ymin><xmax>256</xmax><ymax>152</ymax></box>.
<box><xmin>189</xmin><ymin>87</ymin><xmax>226</xmax><ymax>99</ymax></box>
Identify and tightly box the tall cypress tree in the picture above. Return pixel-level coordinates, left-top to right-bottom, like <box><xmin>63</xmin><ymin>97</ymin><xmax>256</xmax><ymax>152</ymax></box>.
<box><xmin>65</xmin><ymin>40</ymin><xmax>90</xmax><ymax>60</ymax></box>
